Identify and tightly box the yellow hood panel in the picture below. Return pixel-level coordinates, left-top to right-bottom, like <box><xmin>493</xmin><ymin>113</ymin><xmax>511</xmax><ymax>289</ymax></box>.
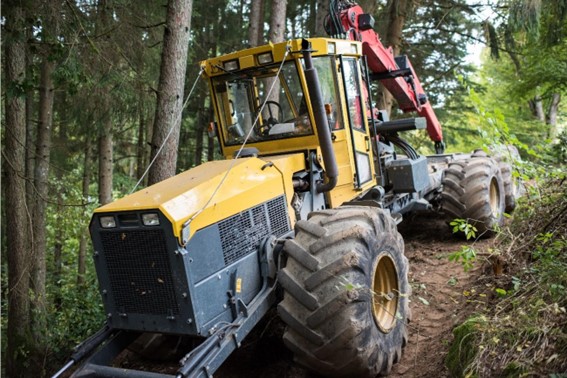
<box><xmin>95</xmin><ymin>158</ymin><xmax>285</xmax><ymax>239</ymax></box>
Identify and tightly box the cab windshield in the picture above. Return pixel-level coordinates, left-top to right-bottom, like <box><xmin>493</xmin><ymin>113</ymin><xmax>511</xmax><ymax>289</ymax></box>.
<box><xmin>213</xmin><ymin>61</ymin><xmax>313</xmax><ymax>146</ymax></box>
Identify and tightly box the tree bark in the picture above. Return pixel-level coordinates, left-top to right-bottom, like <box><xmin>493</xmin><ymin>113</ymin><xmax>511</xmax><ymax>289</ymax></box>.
<box><xmin>25</xmin><ymin>25</ymin><xmax>36</xmax><ymax>211</ymax></box>
<box><xmin>148</xmin><ymin>0</ymin><xmax>193</xmax><ymax>185</ymax></box>
<box><xmin>529</xmin><ymin>95</ymin><xmax>546</xmax><ymax>122</ymax></box>
<box><xmin>136</xmin><ymin>103</ymin><xmax>147</xmax><ymax>181</ymax></box>
<box><xmin>4</xmin><ymin>2</ymin><xmax>32</xmax><ymax>376</ymax></box>
<box><xmin>98</xmin><ymin>105</ymin><xmax>113</xmax><ymax>205</ymax></box>
<box><xmin>265</xmin><ymin>0</ymin><xmax>287</xmax><ymax>106</ymax></box>
<box><xmin>315</xmin><ymin>0</ymin><xmax>329</xmax><ymax>36</ymax></box>
<box><xmin>53</xmin><ymin>96</ymin><xmax>67</xmax><ymax>308</ymax></box>
<box><xmin>194</xmin><ymin>124</ymin><xmax>204</xmax><ymax>166</ymax></box>
<box><xmin>96</xmin><ymin>0</ymin><xmax>114</xmax><ymax>205</ymax></box>
<box><xmin>248</xmin><ymin>0</ymin><xmax>264</xmax><ymax>47</ymax></box>
<box><xmin>31</xmin><ymin>0</ymin><xmax>59</xmax><ymax>347</ymax></box>
<box><xmin>269</xmin><ymin>0</ymin><xmax>287</xmax><ymax>43</ymax></box>
<box><xmin>78</xmin><ymin>133</ymin><xmax>93</xmax><ymax>285</ymax></box>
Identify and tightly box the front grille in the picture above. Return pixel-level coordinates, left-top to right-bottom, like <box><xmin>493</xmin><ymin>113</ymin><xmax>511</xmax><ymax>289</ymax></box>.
<box><xmin>219</xmin><ymin>196</ymin><xmax>290</xmax><ymax>266</ymax></box>
<box><xmin>100</xmin><ymin>229</ymin><xmax>179</xmax><ymax>316</ymax></box>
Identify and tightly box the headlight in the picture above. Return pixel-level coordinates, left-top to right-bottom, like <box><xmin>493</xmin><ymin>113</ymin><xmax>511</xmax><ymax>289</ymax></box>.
<box><xmin>100</xmin><ymin>216</ymin><xmax>116</xmax><ymax>228</ymax></box>
<box><xmin>142</xmin><ymin>213</ymin><xmax>160</xmax><ymax>226</ymax></box>
<box><xmin>257</xmin><ymin>52</ymin><xmax>273</xmax><ymax>65</ymax></box>
<box><xmin>223</xmin><ymin>59</ymin><xmax>239</xmax><ymax>71</ymax></box>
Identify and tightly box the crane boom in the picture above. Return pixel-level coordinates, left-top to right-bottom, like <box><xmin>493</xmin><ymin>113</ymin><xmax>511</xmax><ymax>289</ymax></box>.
<box><xmin>327</xmin><ymin>0</ymin><xmax>444</xmax><ymax>152</ymax></box>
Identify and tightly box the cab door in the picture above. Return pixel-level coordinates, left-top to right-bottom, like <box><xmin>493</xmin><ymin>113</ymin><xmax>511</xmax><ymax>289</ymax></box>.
<box><xmin>340</xmin><ymin>57</ymin><xmax>373</xmax><ymax>188</ymax></box>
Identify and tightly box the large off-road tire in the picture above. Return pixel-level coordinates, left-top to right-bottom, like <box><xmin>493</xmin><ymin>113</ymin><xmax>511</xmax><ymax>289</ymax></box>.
<box><xmin>441</xmin><ymin>156</ymin><xmax>506</xmax><ymax>237</ymax></box>
<box><xmin>278</xmin><ymin>207</ymin><xmax>410</xmax><ymax>377</ymax></box>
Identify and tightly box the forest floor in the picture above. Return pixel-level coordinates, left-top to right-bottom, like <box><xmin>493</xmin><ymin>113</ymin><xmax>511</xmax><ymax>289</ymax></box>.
<box><xmin>114</xmin><ymin>213</ymin><xmax>496</xmax><ymax>377</ymax></box>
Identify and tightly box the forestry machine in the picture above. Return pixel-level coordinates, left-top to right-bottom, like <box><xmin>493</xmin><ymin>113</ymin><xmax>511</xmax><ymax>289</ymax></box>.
<box><xmin>56</xmin><ymin>1</ymin><xmax>515</xmax><ymax>377</ymax></box>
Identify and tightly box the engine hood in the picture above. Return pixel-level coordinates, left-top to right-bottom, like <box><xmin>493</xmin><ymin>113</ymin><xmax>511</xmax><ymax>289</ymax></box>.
<box><xmin>95</xmin><ymin>157</ymin><xmax>286</xmax><ymax>241</ymax></box>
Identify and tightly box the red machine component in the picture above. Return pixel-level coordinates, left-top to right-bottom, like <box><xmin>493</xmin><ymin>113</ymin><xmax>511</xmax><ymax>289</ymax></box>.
<box><xmin>329</xmin><ymin>1</ymin><xmax>444</xmax><ymax>147</ymax></box>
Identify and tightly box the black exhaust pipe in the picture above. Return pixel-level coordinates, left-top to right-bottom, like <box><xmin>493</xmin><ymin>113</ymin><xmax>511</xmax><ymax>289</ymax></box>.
<box><xmin>301</xmin><ymin>39</ymin><xmax>339</xmax><ymax>193</ymax></box>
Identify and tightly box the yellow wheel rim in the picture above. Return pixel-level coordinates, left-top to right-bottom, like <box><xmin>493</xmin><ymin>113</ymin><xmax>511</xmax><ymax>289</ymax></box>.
<box><xmin>489</xmin><ymin>177</ymin><xmax>500</xmax><ymax>216</ymax></box>
<box><xmin>372</xmin><ymin>254</ymin><xmax>399</xmax><ymax>333</ymax></box>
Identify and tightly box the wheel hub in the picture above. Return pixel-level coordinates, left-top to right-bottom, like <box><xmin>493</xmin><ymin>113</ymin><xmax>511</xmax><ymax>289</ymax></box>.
<box><xmin>489</xmin><ymin>177</ymin><xmax>500</xmax><ymax>216</ymax></box>
<box><xmin>372</xmin><ymin>254</ymin><xmax>399</xmax><ymax>333</ymax></box>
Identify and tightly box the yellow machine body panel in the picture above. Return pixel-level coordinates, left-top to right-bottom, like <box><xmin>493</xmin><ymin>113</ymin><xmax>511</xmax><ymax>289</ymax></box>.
<box><xmin>95</xmin><ymin>157</ymin><xmax>290</xmax><ymax>242</ymax></box>
<box><xmin>201</xmin><ymin>37</ymin><xmax>377</xmax><ymax>211</ymax></box>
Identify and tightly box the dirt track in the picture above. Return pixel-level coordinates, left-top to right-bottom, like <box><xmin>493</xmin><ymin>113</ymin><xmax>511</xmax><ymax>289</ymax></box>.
<box><xmin>213</xmin><ymin>213</ymin><xmax>492</xmax><ymax>377</ymax></box>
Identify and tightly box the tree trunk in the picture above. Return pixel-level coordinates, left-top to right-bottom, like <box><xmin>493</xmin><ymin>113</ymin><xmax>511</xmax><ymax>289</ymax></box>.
<box><xmin>248</xmin><ymin>0</ymin><xmax>264</xmax><ymax>47</ymax></box>
<box><xmin>265</xmin><ymin>0</ymin><xmax>287</xmax><ymax>106</ymax></box>
<box><xmin>358</xmin><ymin>0</ymin><xmax>379</xmax><ymax>15</ymax></box>
<box><xmin>31</xmin><ymin>0</ymin><xmax>59</xmax><ymax>348</ymax></box>
<box><xmin>25</xmin><ymin>25</ymin><xmax>36</xmax><ymax>210</ymax></box>
<box><xmin>269</xmin><ymin>0</ymin><xmax>287</xmax><ymax>43</ymax></box>
<box><xmin>53</xmin><ymin>97</ymin><xmax>66</xmax><ymax>308</ymax></box>
<box><xmin>194</xmin><ymin>124</ymin><xmax>205</xmax><ymax>166</ymax></box>
<box><xmin>98</xmin><ymin>105</ymin><xmax>113</xmax><ymax>205</ymax></box>
<box><xmin>148</xmin><ymin>0</ymin><xmax>193</xmax><ymax>185</ymax></box>
<box><xmin>376</xmin><ymin>0</ymin><xmax>414</xmax><ymax>114</ymax></box>
<box><xmin>78</xmin><ymin>133</ymin><xmax>93</xmax><ymax>285</ymax></box>
<box><xmin>529</xmin><ymin>94</ymin><xmax>545</xmax><ymax>122</ymax></box>
<box><xmin>136</xmin><ymin>104</ymin><xmax>147</xmax><ymax>181</ymax></box>
<box><xmin>4</xmin><ymin>3</ymin><xmax>32</xmax><ymax>376</ymax></box>
<box><xmin>315</xmin><ymin>0</ymin><xmax>329</xmax><ymax>36</ymax></box>
<box><xmin>547</xmin><ymin>93</ymin><xmax>561</xmax><ymax>139</ymax></box>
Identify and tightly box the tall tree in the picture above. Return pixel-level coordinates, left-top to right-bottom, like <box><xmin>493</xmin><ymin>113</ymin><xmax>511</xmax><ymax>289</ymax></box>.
<box><xmin>248</xmin><ymin>0</ymin><xmax>265</xmax><ymax>46</ymax></box>
<box><xmin>269</xmin><ymin>0</ymin><xmax>288</xmax><ymax>42</ymax></box>
<box><xmin>95</xmin><ymin>0</ymin><xmax>114</xmax><ymax>206</ymax></box>
<box><xmin>148</xmin><ymin>0</ymin><xmax>193</xmax><ymax>185</ymax></box>
<box><xmin>31</xmin><ymin>0</ymin><xmax>60</xmax><ymax>349</ymax></box>
<box><xmin>314</xmin><ymin>0</ymin><xmax>329</xmax><ymax>36</ymax></box>
<box><xmin>4</xmin><ymin>2</ymin><xmax>32</xmax><ymax>376</ymax></box>
<box><xmin>77</xmin><ymin>133</ymin><xmax>93</xmax><ymax>285</ymax></box>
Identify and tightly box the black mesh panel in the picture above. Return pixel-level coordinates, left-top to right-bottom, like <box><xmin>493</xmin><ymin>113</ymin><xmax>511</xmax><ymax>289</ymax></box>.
<box><xmin>219</xmin><ymin>196</ymin><xmax>290</xmax><ymax>266</ymax></box>
<box><xmin>100</xmin><ymin>229</ymin><xmax>179</xmax><ymax>316</ymax></box>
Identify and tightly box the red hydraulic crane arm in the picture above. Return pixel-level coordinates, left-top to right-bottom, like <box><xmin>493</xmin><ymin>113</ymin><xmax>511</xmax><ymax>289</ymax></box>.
<box><xmin>334</xmin><ymin>2</ymin><xmax>443</xmax><ymax>144</ymax></box>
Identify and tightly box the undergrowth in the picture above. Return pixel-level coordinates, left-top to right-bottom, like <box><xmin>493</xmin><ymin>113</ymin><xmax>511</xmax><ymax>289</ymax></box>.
<box><xmin>446</xmin><ymin>174</ymin><xmax>567</xmax><ymax>377</ymax></box>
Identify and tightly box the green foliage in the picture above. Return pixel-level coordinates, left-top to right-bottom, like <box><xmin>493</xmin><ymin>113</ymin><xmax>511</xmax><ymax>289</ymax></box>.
<box><xmin>448</xmin><ymin>219</ymin><xmax>478</xmax><ymax>272</ymax></box>
<box><xmin>450</xmin><ymin>218</ymin><xmax>478</xmax><ymax>240</ymax></box>
<box><xmin>446</xmin><ymin>179</ymin><xmax>567</xmax><ymax>376</ymax></box>
<box><xmin>46</xmin><ymin>270</ymin><xmax>105</xmax><ymax>361</ymax></box>
<box><xmin>449</xmin><ymin>245</ymin><xmax>478</xmax><ymax>272</ymax></box>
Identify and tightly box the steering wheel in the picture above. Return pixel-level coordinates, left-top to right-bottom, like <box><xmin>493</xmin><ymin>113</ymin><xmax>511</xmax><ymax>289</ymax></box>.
<box><xmin>255</xmin><ymin>100</ymin><xmax>283</xmax><ymax>136</ymax></box>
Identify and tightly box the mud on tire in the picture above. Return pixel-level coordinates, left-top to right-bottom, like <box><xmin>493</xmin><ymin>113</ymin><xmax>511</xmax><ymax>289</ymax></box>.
<box><xmin>278</xmin><ymin>207</ymin><xmax>410</xmax><ymax>377</ymax></box>
<box><xmin>441</xmin><ymin>156</ymin><xmax>506</xmax><ymax>237</ymax></box>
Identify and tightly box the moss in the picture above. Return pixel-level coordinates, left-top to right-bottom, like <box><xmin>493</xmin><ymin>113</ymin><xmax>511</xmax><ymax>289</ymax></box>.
<box><xmin>445</xmin><ymin>316</ymin><xmax>486</xmax><ymax>378</ymax></box>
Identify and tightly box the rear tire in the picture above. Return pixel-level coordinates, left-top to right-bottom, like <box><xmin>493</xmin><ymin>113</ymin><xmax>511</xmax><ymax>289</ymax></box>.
<box><xmin>442</xmin><ymin>156</ymin><xmax>506</xmax><ymax>237</ymax></box>
<box><xmin>278</xmin><ymin>207</ymin><xmax>410</xmax><ymax>377</ymax></box>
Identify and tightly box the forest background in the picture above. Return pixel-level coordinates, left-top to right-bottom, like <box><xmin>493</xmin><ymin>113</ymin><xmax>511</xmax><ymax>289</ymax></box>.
<box><xmin>2</xmin><ymin>0</ymin><xmax>566</xmax><ymax>377</ymax></box>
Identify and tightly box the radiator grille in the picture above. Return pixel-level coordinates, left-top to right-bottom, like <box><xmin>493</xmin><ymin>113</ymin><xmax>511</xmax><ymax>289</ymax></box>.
<box><xmin>219</xmin><ymin>196</ymin><xmax>290</xmax><ymax>266</ymax></box>
<box><xmin>100</xmin><ymin>229</ymin><xmax>179</xmax><ymax>316</ymax></box>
